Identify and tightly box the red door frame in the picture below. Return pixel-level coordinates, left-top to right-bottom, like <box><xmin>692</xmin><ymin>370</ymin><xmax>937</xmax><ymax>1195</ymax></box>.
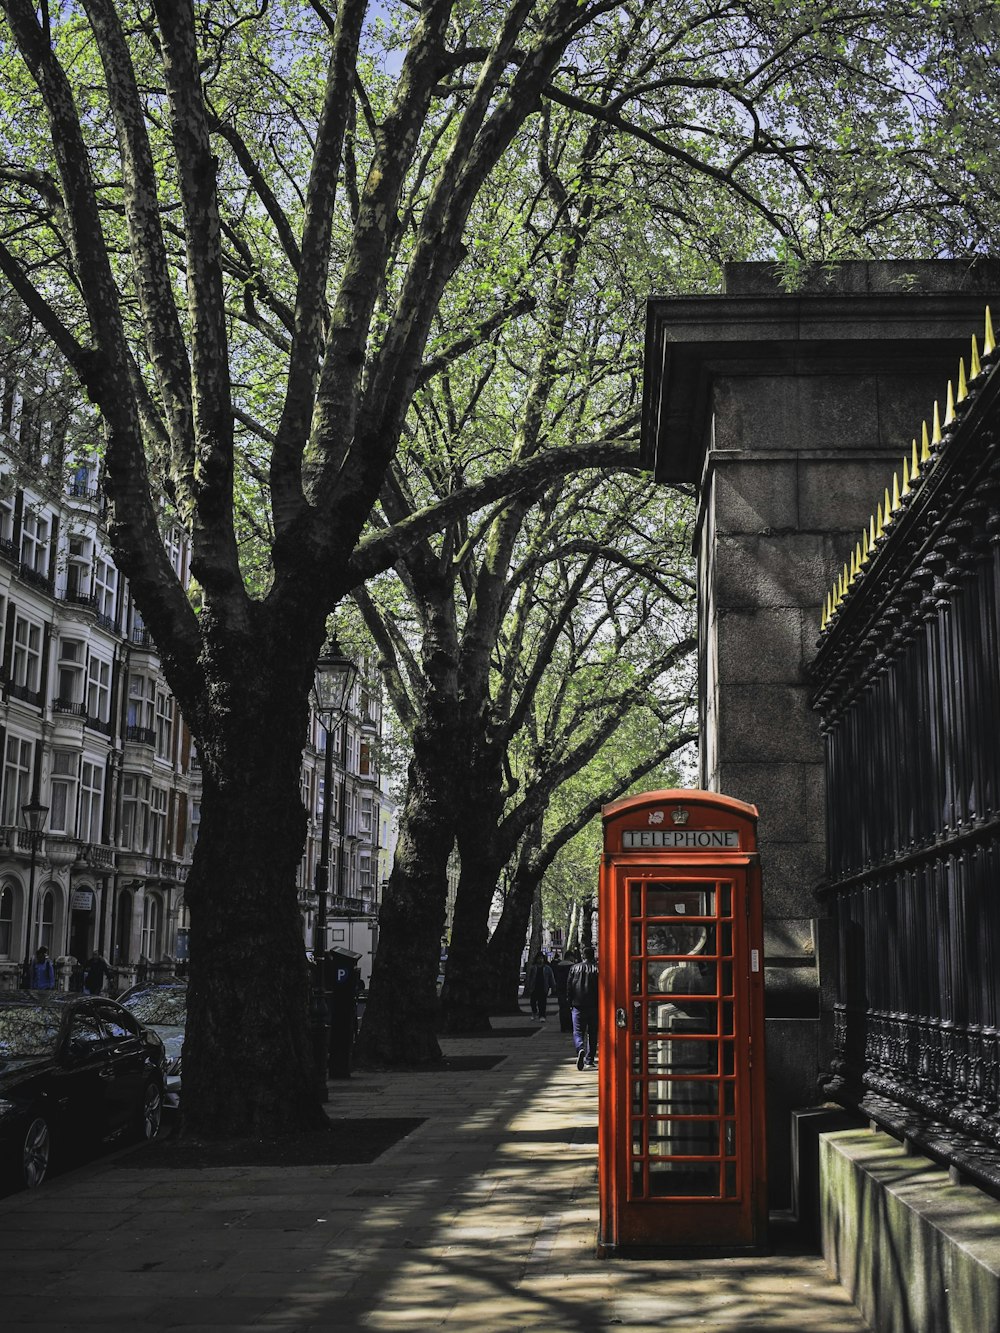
<box><xmin>597</xmin><ymin>790</ymin><xmax>767</xmax><ymax>1256</ymax></box>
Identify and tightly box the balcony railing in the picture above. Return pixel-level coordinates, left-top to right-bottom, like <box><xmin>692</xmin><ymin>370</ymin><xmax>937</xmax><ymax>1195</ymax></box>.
<box><xmin>62</xmin><ymin>590</ymin><xmax>99</xmax><ymax>613</ymax></box>
<box><xmin>125</xmin><ymin>725</ymin><xmax>156</xmax><ymax>746</ymax></box>
<box><xmin>17</xmin><ymin>562</ymin><xmax>54</xmax><ymax>595</ymax></box>
<box><xmin>53</xmin><ymin>698</ymin><xmax>87</xmax><ymax>717</ymax></box>
<box><xmin>0</xmin><ymin>535</ymin><xmax>18</xmax><ymax>562</ymax></box>
<box><xmin>7</xmin><ymin>681</ymin><xmax>41</xmax><ymax>707</ymax></box>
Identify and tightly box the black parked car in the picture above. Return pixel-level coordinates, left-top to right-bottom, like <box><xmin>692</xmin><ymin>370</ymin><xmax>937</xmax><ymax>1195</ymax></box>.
<box><xmin>0</xmin><ymin>991</ymin><xmax>166</xmax><ymax>1190</ymax></box>
<box><xmin>118</xmin><ymin>981</ymin><xmax>186</xmax><ymax>1109</ymax></box>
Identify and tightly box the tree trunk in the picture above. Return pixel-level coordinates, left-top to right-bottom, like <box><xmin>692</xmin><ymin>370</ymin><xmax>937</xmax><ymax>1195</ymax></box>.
<box><xmin>483</xmin><ymin>829</ymin><xmax>542</xmax><ymax>1012</ymax></box>
<box><xmin>438</xmin><ymin>771</ymin><xmax>507</xmax><ymax>1032</ymax></box>
<box><xmin>581</xmin><ymin>897</ymin><xmax>595</xmax><ymax>949</ymax></box>
<box><xmin>355</xmin><ymin>598</ymin><xmax>459</xmax><ymax>1066</ymax></box>
<box><xmin>181</xmin><ymin>688</ymin><xmax>327</xmax><ymax>1139</ymax></box>
<box><xmin>437</xmin><ymin>836</ymin><xmax>499</xmax><ymax>1033</ymax></box>
<box><xmin>354</xmin><ymin>723</ymin><xmax>454</xmax><ymax>1066</ymax></box>
<box><xmin>529</xmin><ymin>883</ymin><xmax>543</xmax><ymax>961</ymax></box>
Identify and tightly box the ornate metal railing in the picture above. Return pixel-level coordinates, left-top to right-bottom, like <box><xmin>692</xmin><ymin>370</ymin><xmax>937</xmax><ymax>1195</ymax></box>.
<box><xmin>811</xmin><ymin>311</ymin><xmax>1000</xmax><ymax>1193</ymax></box>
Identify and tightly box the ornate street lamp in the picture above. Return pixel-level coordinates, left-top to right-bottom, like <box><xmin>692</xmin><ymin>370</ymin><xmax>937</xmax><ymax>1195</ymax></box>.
<box><xmin>21</xmin><ymin>796</ymin><xmax>49</xmax><ymax>987</ymax></box>
<box><xmin>311</xmin><ymin>637</ymin><xmax>358</xmax><ymax>958</ymax></box>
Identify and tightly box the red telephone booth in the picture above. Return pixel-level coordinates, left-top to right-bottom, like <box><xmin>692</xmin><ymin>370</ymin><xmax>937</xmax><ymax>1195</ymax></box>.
<box><xmin>597</xmin><ymin>789</ymin><xmax>766</xmax><ymax>1255</ymax></box>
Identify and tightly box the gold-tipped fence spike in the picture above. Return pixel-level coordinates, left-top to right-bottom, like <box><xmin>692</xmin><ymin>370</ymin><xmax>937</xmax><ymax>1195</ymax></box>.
<box><xmin>862</xmin><ymin>527</ymin><xmax>871</xmax><ymax>561</ymax></box>
<box><xmin>944</xmin><ymin>382</ymin><xmax>956</xmax><ymax>427</ymax></box>
<box><xmin>958</xmin><ymin>359</ymin><xmax>969</xmax><ymax>403</ymax></box>
<box><xmin>843</xmin><ymin>562</ymin><xmax>850</xmax><ymax>594</ymax></box>
<box><xmin>932</xmin><ymin>401</ymin><xmax>943</xmax><ymax>446</ymax></box>
<box><xmin>971</xmin><ymin>333</ymin><xmax>982</xmax><ymax>379</ymax></box>
<box><xmin>883</xmin><ymin>486</ymin><xmax>893</xmax><ymax>526</ymax></box>
<box><xmin>849</xmin><ymin>549</ymin><xmax>857</xmax><ymax>582</ymax></box>
<box><xmin>910</xmin><ymin>438</ymin><xmax>920</xmax><ymax>479</ymax></box>
<box><xmin>901</xmin><ymin>455</ymin><xmax>911</xmax><ymax>497</ymax></box>
<box><xmin>892</xmin><ymin>473</ymin><xmax>901</xmax><ymax>512</ymax></box>
<box><xmin>876</xmin><ymin>501</ymin><xmax>885</xmax><ymax>541</ymax></box>
<box><xmin>821</xmin><ymin>600</ymin><xmax>827</xmax><ymax>632</ymax></box>
<box><xmin>854</xmin><ymin>541</ymin><xmax>863</xmax><ymax>576</ymax></box>
<box><xmin>986</xmin><ymin>306</ymin><xmax>995</xmax><ymax>357</ymax></box>
<box><xmin>921</xmin><ymin>422</ymin><xmax>931</xmax><ymax>464</ymax></box>
<box><xmin>870</xmin><ymin>513</ymin><xmax>877</xmax><ymax>549</ymax></box>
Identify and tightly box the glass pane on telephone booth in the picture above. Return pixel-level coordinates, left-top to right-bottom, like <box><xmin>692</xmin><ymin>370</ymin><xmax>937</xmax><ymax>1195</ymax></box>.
<box><xmin>627</xmin><ymin>879</ymin><xmax>738</xmax><ymax>1201</ymax></box>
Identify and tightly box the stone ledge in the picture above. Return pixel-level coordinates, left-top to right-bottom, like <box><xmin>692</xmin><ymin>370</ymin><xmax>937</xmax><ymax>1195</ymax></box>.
<box><xmin>820</xmin><ymin>1127</ymin><xmax>1000</xmax><ymax>1333</ymax></box>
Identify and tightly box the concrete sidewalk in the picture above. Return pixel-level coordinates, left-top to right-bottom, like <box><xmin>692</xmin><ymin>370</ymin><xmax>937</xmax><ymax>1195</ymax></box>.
<box><xmin>0</xmin><ymin>1014</ymin><xmax>870</xmax><ymax>1331</ymax></box>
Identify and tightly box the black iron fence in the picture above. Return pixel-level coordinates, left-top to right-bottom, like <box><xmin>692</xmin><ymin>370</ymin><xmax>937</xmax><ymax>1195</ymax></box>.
<box><xmin>811</xmin><ymin>318</ymin><xmax>1000</xmax><ymax>1193</ymax></box>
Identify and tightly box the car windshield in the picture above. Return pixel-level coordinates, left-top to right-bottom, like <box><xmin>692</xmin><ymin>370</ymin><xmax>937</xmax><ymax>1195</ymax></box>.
<box><xmin>123</xmin><ymin>990</ymin><xmax>186</xmax><ymax>1025</ymax></box>
<box><xmin>0</xmin><ymin>1005</ymin><xmax>62</xmax><ymax>1057</ymax></box>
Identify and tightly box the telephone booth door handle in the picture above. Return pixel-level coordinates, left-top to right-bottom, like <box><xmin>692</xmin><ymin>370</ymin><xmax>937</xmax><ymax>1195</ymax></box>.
<box><xmin>615</xmin><ymin>1007</ymin><xmax>627</xmax><ymax>1028</ymax></box>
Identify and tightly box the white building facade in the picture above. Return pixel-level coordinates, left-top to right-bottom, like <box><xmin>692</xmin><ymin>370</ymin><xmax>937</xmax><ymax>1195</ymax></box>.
<box><xmin>0</xmin><ymin>375</ymin><xmax>397</xmax><ymax>994</ymax></box>
<box><xmin>0</xmin><ymin>416</ymin><xmax>198</xmax><ymax>992</ymax></box>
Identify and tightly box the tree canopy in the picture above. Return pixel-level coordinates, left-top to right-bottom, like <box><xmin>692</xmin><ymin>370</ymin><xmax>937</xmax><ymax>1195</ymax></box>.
<box><xmin>0</xmin><ymin>0</ymin><xmax>996</xmax><ymax>1131</ymax></box>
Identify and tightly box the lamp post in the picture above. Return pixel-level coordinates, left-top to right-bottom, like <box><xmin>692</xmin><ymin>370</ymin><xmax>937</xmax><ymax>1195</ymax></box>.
<box><xmin>311</xmin><ymin>637</ymin><xmax>358</xmax><ymax>959</ymax></box>
<box><xmin>20</xmin><ymin>797</ymin><xmax>49</xmax><ymax>988</ymax></box>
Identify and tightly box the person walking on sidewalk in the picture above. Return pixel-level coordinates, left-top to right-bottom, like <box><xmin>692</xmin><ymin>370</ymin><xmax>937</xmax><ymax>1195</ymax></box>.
<box><xmin>567</xmin><ymin>946</ymin><xmax>599</xmax><ymax>1069</ymax></box>
<box><xmin>526</xmin><ymin>950</ymin><xmax>555</xmax><ymax>1021</ymax></box>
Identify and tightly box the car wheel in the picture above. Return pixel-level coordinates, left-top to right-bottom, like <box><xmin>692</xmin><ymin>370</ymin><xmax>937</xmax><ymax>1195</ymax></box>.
<box><xmin>21</xmin><ymin>1114</ymin><xmax>51</xmax><ymax>1189</ymax></box>
<box><xmin>135</xmin><ymin>1080</ymin><xmax>163</xmax><ymax>1142</ymax></box>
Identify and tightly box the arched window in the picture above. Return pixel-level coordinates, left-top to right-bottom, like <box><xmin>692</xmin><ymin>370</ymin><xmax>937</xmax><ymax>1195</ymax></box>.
<box><xmin>141</xmin><ymin>894</ymin><xmax>161</xmax><ymax>960</ymax></box>
<box><xmin>38</xmin><ymin>889</ymin><xmax>55</xmax><ymax>954</ymax></box>
<box><xmin>115</xmin><ymin>890</ymin><xmax>133</xmax><ymax>965</ymax></box>
<box><xmin>0</xmin><ymin>880</ymin><xmax>16</xmax><ymax>957</ymax></box>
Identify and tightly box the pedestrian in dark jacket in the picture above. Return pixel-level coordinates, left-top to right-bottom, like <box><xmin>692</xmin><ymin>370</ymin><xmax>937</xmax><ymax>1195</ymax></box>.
<box><xmin>526</xmin><ymin>950</ymin><xmax>555</xmax><ymax>1021</ymax></box>
<box><xmin>82</xmin><ymin>952</ymin><xmax>109</xmax><ymax>995</ymax></box>
<box><xmin>567</xmin><ymin>945</ymin><xmax>599</xmax><ymax>1069</ymax></box>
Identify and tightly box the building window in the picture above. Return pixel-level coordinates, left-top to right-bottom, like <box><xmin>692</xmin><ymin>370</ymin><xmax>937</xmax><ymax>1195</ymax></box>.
<box><xmin>93</xmin><ymin>552</ymin><xmax>117</xmax><ymax>623</ymax></box>
<box><xmin>38</xmin><ymin>888</ymin><xmax>55</xmax><ymax>954</ymax></box>
<box><xmin>86</xmin><ymin>654</ymin><xmax>111</xmax><ymax>724</ymax></box>
<box><xmin>164</xmin><ymin>527</ymin><xmax>184</xmax><ymax>578</ymax></box>
<box><xmin>154</xmin><ymin>690</ymin><xmax>173</xmax><ymax>760</ymax></box>
<box><xmin>2</xmin><ymin>735</ymin><xmax>33</xmax><ymax>825</ymax></box>
<box><xmin>0</xmin><ymin>881</ymin><xmax>14</xmax><ymax>956</ymax></box>
<box><xmin>65</xmin><ymin>533</ymin><xmax>92</xmax><ymax>598</ymax></box>
<box><xmin>121</xmin><ymin>773</ymin><xmax>148</xmax><ymax>851</ymax></box>
<box><xmin>11</xmin><ymin>615</ymin><xmax>42</xmax><ymax>693</ymax></box>
<box><xmin>49</xmin><ymin>750</ymin><xmax>78</xmax><ymax>835</ymax></box>
<box><xmin>0</xmin><ymin>493</ymin><xmax>15</xmax><ymax>546</ymax></box>
<box><xmin>127</xmin><ymin>673</ymin><xmax>155</xmax><ymax>733</ymax></box>
<box><xmin>79</xmin><ymin>760</ymin><xmax>104</xmax><ymax>844</ymax></box>
<box><xmin>141</xmin><ymin>894</ymin><xmax>161</xmax><ymax>959</ymax></box>
<box><xmin>149</xmin><ymin>786</ymin><xmax>167</xmax><ymax>858</ymax></box>
<box><xmin>20</xmin><ymin>507</ymin><xmax>50</xmax><ymax>574</ymax></box>
<box><xmin>57</xmin><ymin>638</ymin><xmax>85</xmax><ymax>706</ymax></box>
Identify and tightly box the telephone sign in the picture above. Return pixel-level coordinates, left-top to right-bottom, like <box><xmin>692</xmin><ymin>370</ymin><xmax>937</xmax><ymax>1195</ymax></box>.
<box><xmin>597</xmin><ymin>789</ymin><xmax>767</xmax><ymax>1255</ymax></box>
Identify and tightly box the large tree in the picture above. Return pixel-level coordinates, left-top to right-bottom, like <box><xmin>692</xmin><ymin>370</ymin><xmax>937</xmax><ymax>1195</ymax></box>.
<box><xmin>0</xmin><ymin>1</ymin><xmax>994</xmax><ymax>1132</ymax></box>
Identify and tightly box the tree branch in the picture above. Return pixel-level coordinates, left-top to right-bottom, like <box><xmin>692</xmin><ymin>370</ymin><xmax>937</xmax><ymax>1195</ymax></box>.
<box><xmin>343</xmin><ymin>440</ymin><xmax>641</xmax><ymax>589</ymax></box>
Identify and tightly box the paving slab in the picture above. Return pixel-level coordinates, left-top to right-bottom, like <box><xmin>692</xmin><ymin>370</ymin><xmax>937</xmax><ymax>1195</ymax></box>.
<box><xmin>0</xmin><ymin>1013</ymin><xmax>870</xmax><ymax>1331</ymax></box>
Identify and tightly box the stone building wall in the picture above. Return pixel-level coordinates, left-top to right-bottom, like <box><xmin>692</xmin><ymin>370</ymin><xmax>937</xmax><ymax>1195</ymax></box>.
<box><xmin>641</xmin><ymin>258</ymin><xmax>1000</xmax><ymax>1205</ymax></box>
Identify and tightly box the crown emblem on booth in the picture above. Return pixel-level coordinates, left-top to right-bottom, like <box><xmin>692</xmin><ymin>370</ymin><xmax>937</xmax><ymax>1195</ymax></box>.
<box><xmin>671</xmin><ymin>807</ymin><xmax>689</xmax><ymax>826</ymax></box>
